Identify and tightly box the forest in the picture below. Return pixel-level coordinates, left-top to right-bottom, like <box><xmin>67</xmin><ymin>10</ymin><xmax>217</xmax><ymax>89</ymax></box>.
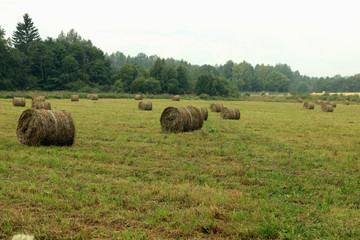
<box><xmin>1</xmin><ymin>14</ymin><xmax>360</xmax><ymax>96</ymax></box>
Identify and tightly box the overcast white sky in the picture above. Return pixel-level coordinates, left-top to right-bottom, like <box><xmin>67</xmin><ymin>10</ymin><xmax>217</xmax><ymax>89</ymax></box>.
<box><xmin>1</xmin><ymin>0</ymin><xmax>359</xmax><ymax>77</ymax></box>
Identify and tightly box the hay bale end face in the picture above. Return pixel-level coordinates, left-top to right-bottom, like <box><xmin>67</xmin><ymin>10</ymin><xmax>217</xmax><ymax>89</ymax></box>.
<box><xmin>191</xmin><ymin>106</ymin><xmax>208</xmax><ymax>121</ymax></box>
<box><xmin>210</xmin><ymin>103</ymin><xmax>223</xmax><ymax>112</ymax></box>
<box><xmin>220</xmin><ymin>107</ymin><xmax>240</xmax><ymax>120</ymax></box>
<box><xmin>13</xmin><ymin>97</ymin><xmax>26</xmax><ymax>107</ymax></box>
<box><xmin>17</xmin><ymin>109</ymin><xmax>75</xmax><ymax>146</ymax></box>
<box><xmin>134</xmin><ymin>94</ymin><xmax>143</xmax><ymax>100</ymax></box>
<box><xmin>138</xmin><ymin>101</ymin><xmax>152</xmax><ymax>110</ymax></box>
<box><xmin>172</xmin><ymin>95</ymin><xmax>180</xmax><ymax>101</ymax></box>
<box><xmin>160</xmin><ymin>106</ymin><xmax>204</xmax><ymax>133</ymax></box>
<box><xmin>321</xmin><ymin>104</ymin><xmax>334</xmax><ymax>112</ymax></box>
<box><xmin>303</xmin><ymin>102</ymin><xmax>315</xmax><ymax>109</ymax></box>
<box><xmin>71</xmin><ymin>95</ymin><xmax>79</xmax><ymax>101</ymax></box>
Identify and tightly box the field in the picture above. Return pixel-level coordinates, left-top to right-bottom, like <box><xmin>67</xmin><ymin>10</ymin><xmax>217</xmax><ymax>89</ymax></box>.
<box><xmin>1</xmin><ymin>98</ymin><xmax>360</xmax><ymax>239</ymax></box>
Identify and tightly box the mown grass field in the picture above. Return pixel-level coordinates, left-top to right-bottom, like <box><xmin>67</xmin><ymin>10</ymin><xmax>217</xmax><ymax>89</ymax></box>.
<box><xmin>1</xmin><ymin>98</ymin><xmax>360</xmax><ymax>239</ymax></box>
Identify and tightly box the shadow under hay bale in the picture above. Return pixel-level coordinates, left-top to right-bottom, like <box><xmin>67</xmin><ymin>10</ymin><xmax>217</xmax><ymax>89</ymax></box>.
<box><xmin>220</xmin><ymin>107</ymin><xmax>240</xmax><ymax>120</ymax></box>
<box><xmin>210</xmin><ymin>103</ymin><xmax>223</xmax><ymax>112</ymax></box>
<box><xmin>160</xmin><ymin>106</ymin><xmax>203</xmax><ymax>133</ymax></box>
<box><xmin>191</xmin><ymin>106</ymin><xmax>208</xmax><ymax>121</ymax></box>
<box><xmin>303</xmin><ymin>102</ymin><xmax>315</xmax><ymax>109</ymax></box>
<box><xmin>13</xmin><ymin>97</ymin><xmax>26</xmax><ymax>107</ymax></box>
<box><xmin>297</xmin><ymin>98</ymin><xmax>303</xmax><ymax>103</ymax></box>
<box><xmin>321</xmin><ymin>104</ymin><xmax>334</xmax><ymax>112</ymax></box>
<box><xmin>31</xmin><ymin>100</ymin><xmax>51</xmax><ymax>110</ymax></box>
<box><xmin>343</xmin><ymin>100</ymin><xmax>350</xmax><ymax>105</ymax></box>
<box><xmin>172</xmin><ymin>95</ymin><xmax>180</xmax><ymax>101</ymax></box>
<box><xmin>71</xmin><ymin>95</ymin><xmax>79</xmax><ymax>101</ymax></box>
<box><xmin>87</xmin><ymin>94</ymin><xmax>98</xmax><ymax>100</ymax></box>
<box><xmin>17</xmin><ymin>109</ymin><xmax>75</xmax><ymax>146</ymax></box>
<box><xmin>330</xmin><ymin>101</ymin><xmax>336</xmax><ymax>107</ymax></box>
<box><xmin>138</xmin><ymin>101</ymin><xmax>152</xmax><ymax>110</ymax></box>
<box><xmin>134</xmin><ymin>94</ymin><xmax>143</xmax><ymax>100</ymax></box>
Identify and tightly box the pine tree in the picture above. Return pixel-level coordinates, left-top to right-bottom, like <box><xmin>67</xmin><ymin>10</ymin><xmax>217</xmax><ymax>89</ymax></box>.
<box><xmin>12</xmin><ymin>13</ymin><xmax>40</xmax><ymax>54</ymax></box>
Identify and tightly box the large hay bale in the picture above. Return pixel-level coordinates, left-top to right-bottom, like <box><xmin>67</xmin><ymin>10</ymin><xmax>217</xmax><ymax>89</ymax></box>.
<box><xmin>31</xmin><ymin>100</ymin><xmax>51</xmax><ymax>110</ymax></box>
<box><xmin>330</xmin><ymin>101</ymin><xmax>336</xmax><ymax>107</ymax></box>
<box><xmin>220</xmin><ymin>107</ymin><xmax>240</xmax><ymax>120</ymax></box>
<box><xmin>172</xmin><ymin>95</ymin><xmax>180</xmax><ymax>101</ymax></box>
<box><xmin>134</xmin><ymin>94</ymin><xmax>143</xmax><ymax>100</ymax></box>
<box><xmin>343</xmin><ymin>100</ymin><xmax>350</xmax><ymax>105</ymax></box>
<box><xmin>191</xmin><ymin>106</ymin><xmax>208</xmax><ymax>121</ymax></box>
<box><xmin>160</xmin><ymin>106</ymin><xmax>203</xmax><ymax>133</ymax></box>
<box><xmin>71</xmin><ymin>95</ymin><xmax>79</xmax><ymax>101</ymax></box>
<box><xmin>296</xmin><ymin>98</ymin><xmax>303</xmax><ymax>103</ymax></box>
<box><xmin>13</xmin><ymin>97</ymin><xmax>26</xmax><ymax>107</ymax></box>
<box><xmin>17</xmin><ymin>109</ymin><xmax>75</xmax><ymax>146</ymax></box>
<box><xmin>210</xmin><ymin>103</ymin><xmax>223</xmax><ymax>112</ymax></box>
<box><xmin>138</xmin><ymin>101</ymin><xmax>152</xmax><ymax>110</ymax></box>
<box><xmin>321</xmin><ymin>104</ymin><xmax>334</xmax><ymax>112</ymax></box>
<box><xmin>303</xmin><ymin>102</ymin><xmax>315</xmax><ymax>109</ymax></box>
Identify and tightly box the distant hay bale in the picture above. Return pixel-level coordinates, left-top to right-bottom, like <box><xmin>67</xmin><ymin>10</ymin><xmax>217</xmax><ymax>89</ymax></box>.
<box><xmin>138</xmin><ymin>101</ymin><xmax>152</xmax><ymax>110</ymax></box>
<box><xmin>321</xmin><ymin>100</ymin><xmax>330</xmax><ymax>105</ymax></box>
<box><xmin>71</xmin><ymin>95</ymin><xmax>79</xmax><ymax>101</ymax></box>
<box><xmin>210</xmin><ymin>103</ymin><xmax>223</xmax><ymax>112</ymax></box>
<box><xmin>303</xmin><ymin>102</ymin><xmax>315</xmax><ymax>109</ymax></box>
<box><xmin>191</xmin><ymin>106</ymin><xmax>208</xmax><ymax>121</ymax></box>
<box><xmin>315</xmin><ymin>100</ymin><xmax>322</xmax><ymax>105</ymax></box>
<box><xmin>160</xmin><ymin>106</ymin><xmax>204</xmax><ymax>133</ymax></box>
<box><xmin>13</xmin><ymin>97</ymin><xmax>26</xmax><ymax>107</ymax></box>
<box><xmin>11</xmin><ymin>234</ymin><xmax>35</xmax><ymax>240</ymax></box>
<box><xmin>32</xmin><ymin>96</ymin><xmax>45</xmax><ymax>101</ymax></box>
<box><xmin>172</xmin><ymin>95</ymin><xmax>180</xmax><ymax>101</ymax></box>
<box><xmin>296</xmin><ymin>98</ymin><xmax>303</xmax><ymax>103</ymax></box>
<box><xmin>31</xmin><ymin>100</ymin><xmax>51</xmax><ymax>110</ymax></box>
<box><xmin>87</xmin><ymin>94</ymin><xmax>98</xmax><ymax>100</ymax></box>
<box><xmin>343</xmin><ymin>100</ymin><xmax>350</xmax><ymax>105</ymax></box>
<box><xmin>220</xmin><ymin>107</ymin><xmax>240</xmax><ymax>120</ymax></box>
<box><xmin>321</xmin><ymin>104</ymin><xmax>334</xmax><ymax>112</ymax></box>
<box><xmin>330</xmin><ymin>101</ymin><xmax>336</xmax><ymax>107</ymax></box>
<box><xmin>17</xmin><ymin>109</ymin><xmax>75</xmax><ymax>146</ymax></box>
<box><xmin>134</xmin><ymin>94</ymin><xmax>143</xmax><ymax>100</ymax></box>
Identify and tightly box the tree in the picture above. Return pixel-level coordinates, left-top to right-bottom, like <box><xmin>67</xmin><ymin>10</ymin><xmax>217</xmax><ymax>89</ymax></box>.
<box><xmin>118</xmin><ymin>63</ymin><xmax>138</xmax><ymax>91</ymax></box>
<box><xmin>221</xmin><ymin>60</ymin><xmax>234</xmax><ymax>80</ymax></box>
<box><xmin>264</xmin><ymin>71</ymin><xmax>290</xmax><ymax>92</ymax></box>
<box><xmin>231</xmin><ymin>61</ymin><xmax>254</xmax><ymax>91</ymax></box>
<box><xmin>176</xmin><ymin>64</ymin><xmax>190</xmax><ymax>94</ymax></box>
<box><xmin>12</xmin><ymin>13</ymin><xmax>40</xmax><ymax>54</ymax></box>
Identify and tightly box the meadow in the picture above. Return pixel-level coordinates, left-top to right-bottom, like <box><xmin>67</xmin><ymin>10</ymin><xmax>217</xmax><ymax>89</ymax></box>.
<box><xmin>0</xmin><ymin>97</ymin><xmax>360</xmax><ymax>239</ymax></box>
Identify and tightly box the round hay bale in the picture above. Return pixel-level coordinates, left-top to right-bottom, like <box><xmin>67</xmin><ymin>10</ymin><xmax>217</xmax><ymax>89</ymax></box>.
<box><xmin>138</xmin><ymin>101</ymin><xmax>152</xmax><ymax>110</ymax></box>
<box><xmin>172</xmin><ymin>95</ymin><xmax>180</xmax><ymax>101</ymax></box>
<box><xmin>134</xmin><ymin>94</ymin><xmax>143</xmax><ymax>100</ymax></box>
<box><xmin>330</xmin><ymin>101</ymin><xmax>336</xmax><ymax>107</ymax></box>
<box><xmin>160</xmin><ymin>106</ymin><xmax>204</xmax><ymax>133</ymax></box>
<box><xmin>296</xmin><ymin>98</ymin><xmax>303</xmax><ymax>103</ymax></box>
<box><xmin>32</xmin><ymin>96</ymin><xmax>45</xmax><ymax>101</ymax></box>
<box><xmin>191</xmin><ymin>106</ymin><xmax>208</xmax><ymax>121</ymax></box>
<box><xmin>321</xmin><ymin>100</ymin><xmax>330</xmax><ymax>105</ymax></box>
<box><xmin>315</xmin><ymin>100</ymin><xmax>322</xmax><ymax>105</ymax></box>
<box><xmin>321</xmin><ymin>104</ymin><xmax>334</xmax><ymax>112</ymax></box>
<box><xmin>220</xmin><ymin>107</ymin><xmax>240</xmax><ymax>120</ymax></box>
<box><xmin>86</xmin><ymin>94</ymin><xmax>98</xmax><ymax>100</ymax></box>
<box><xmin>31</xmin><ymin>100</ymin><xmax>51</xmax><ymax>110</ymax></box>
<box><xmin>343</xmin><ymin>100</ymin><xmax>350</xmax><ymax>105</ymax></box>
<box><xmin>303</xmin><ymin>102</ymin><xmax>315</xmax><ymax>109</ymax></box>
<box><xmin>210</xmin><ymin>103</ymin><xmax>223</xmax><ymax>112</ymax></box>
<box><xmin>71</xmin><ymin>95</ymin><xmax>79</xmax><ymax>101</ymax></box>
<box><xmin>13</xmin><ymin>97</ymin><xmax>26</xmax><ymax>107</ymax></box>
<box><xmin>17</xmin><ymin>109</ymin><xmax>75</xmax><ymax>146</ymax></box>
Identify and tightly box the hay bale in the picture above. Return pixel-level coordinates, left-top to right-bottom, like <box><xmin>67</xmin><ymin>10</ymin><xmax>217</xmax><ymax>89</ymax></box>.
<box><xmin>32</xmin><ymin>96</ymin><xmax>45</xmax><ymax>101</ymax></box>
<box><xmin>210</xmin><ymin>103</ymin><xmax>223</xmax><ymax>112</ymax></box>
<box><xmin>134</xmin><ymin>94</ymin><xmax>143</xmax><ymax>100</ymax></box>
<box><xmin>71</xmin><ymin>95</ymin><xmax>79</xmax><ymax>101</ymax></box>
<box><xmin>138</xmin><ymin>101</ymin><xmax>152</xmax><ymax>110</ymax></box>
<box><xmin>315</xmin><ymin>100</ymin><xmax>322</xmax><ymax>105</ymax></box>
<box><xmin>191</xmin><ymin>106</ymin><xmax>208</xmax><ymax>121</ymax></box>
<box><xmin>303</xmin><ymin>102</ymin><xmax>315</xmax><ymax>109</ymax></box>
<box><xmin>172</xmin><ymin>95</ymin><xmax>180</xmax><ymax>101</ymax></box>
<box><xmin>31</xmin><ymin>100</ymin><xmax>51</xmax><ymax>110</ymax></box>
<box><xmin>330</xmin><ymin>101</ymin><xmax>336</xmax><ymax>107</ymax></box>
<box><xmin>321</xmin><ymin>104</ymin><xmax>334</xmax><ymax>112</ymax></box>
<box><xmin>321</xmin><ymin>100</ymin><xmax>330</xmax><ymax>105</ymax></box>
<box><xmin>220</xmin><ymin>107</ymin><xmax>240</xmax><ymax>120</ymax></box>
<box><xmin>86</xmin><ymin>94</ymin><xmax>98</xmax><ymax>100</ymax></box>
<box><xmin>296</xmin><ymin>98</ymin><xmax>303</xmax><ymax>103</ymax></box>
<box><xmin>17</xmin><ymin>109</ymin><xmax>75</xmax><ymax>146</ymax></box>
<box><xmin>160</xmin><ymin>106</ymin><xmax>203</xmax><ymax>133</ymax></box>
<box><xmin>343</xmin><ymin>100</ymin><xmax>350</xmax><ymax>105</ymax></box>
<box><xmin>13</xmin><ymin>97</ymin><xmax>26</xmax><ymax>107</ymax></box>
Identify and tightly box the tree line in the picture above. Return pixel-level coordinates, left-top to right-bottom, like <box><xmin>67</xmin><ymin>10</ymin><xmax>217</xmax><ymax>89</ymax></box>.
<box><xmin>1</xmin><ymin>14</ymin><xmax>359</xmax><ymax>96</ymax></box>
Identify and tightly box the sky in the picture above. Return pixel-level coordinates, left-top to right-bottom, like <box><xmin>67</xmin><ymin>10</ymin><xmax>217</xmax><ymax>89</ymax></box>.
<box><xmin>1</xmin><ymin>0</ymin><xmax>359</xmax><ymax>77</ymax></box>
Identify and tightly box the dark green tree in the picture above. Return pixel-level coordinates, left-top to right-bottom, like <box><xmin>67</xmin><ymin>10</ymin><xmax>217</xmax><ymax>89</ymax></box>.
<box><xmin>176</xmin><ymin>64</ymin><xmax>190</xmax><ymax>94</ymax></box>
<box><xmin>12</xmin><ymin>13</ymin><xmax>40</xmax><ymax>54</ymax></box>
<box><xmin>221</xmin><ymin>60</ymin><xmax>234</xmax><ymax>80</ymax></box>
<box><xmin>264</xmin><ymin>71</ymin><xmax>290</xmax><ymax>92</ymax></box>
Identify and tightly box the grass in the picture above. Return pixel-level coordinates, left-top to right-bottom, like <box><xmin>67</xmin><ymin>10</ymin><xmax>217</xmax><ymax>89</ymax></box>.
<box><xmin>1</xmin><ymin>97</ymin><xmax>360</xmax><ymax>239</ymax></box>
